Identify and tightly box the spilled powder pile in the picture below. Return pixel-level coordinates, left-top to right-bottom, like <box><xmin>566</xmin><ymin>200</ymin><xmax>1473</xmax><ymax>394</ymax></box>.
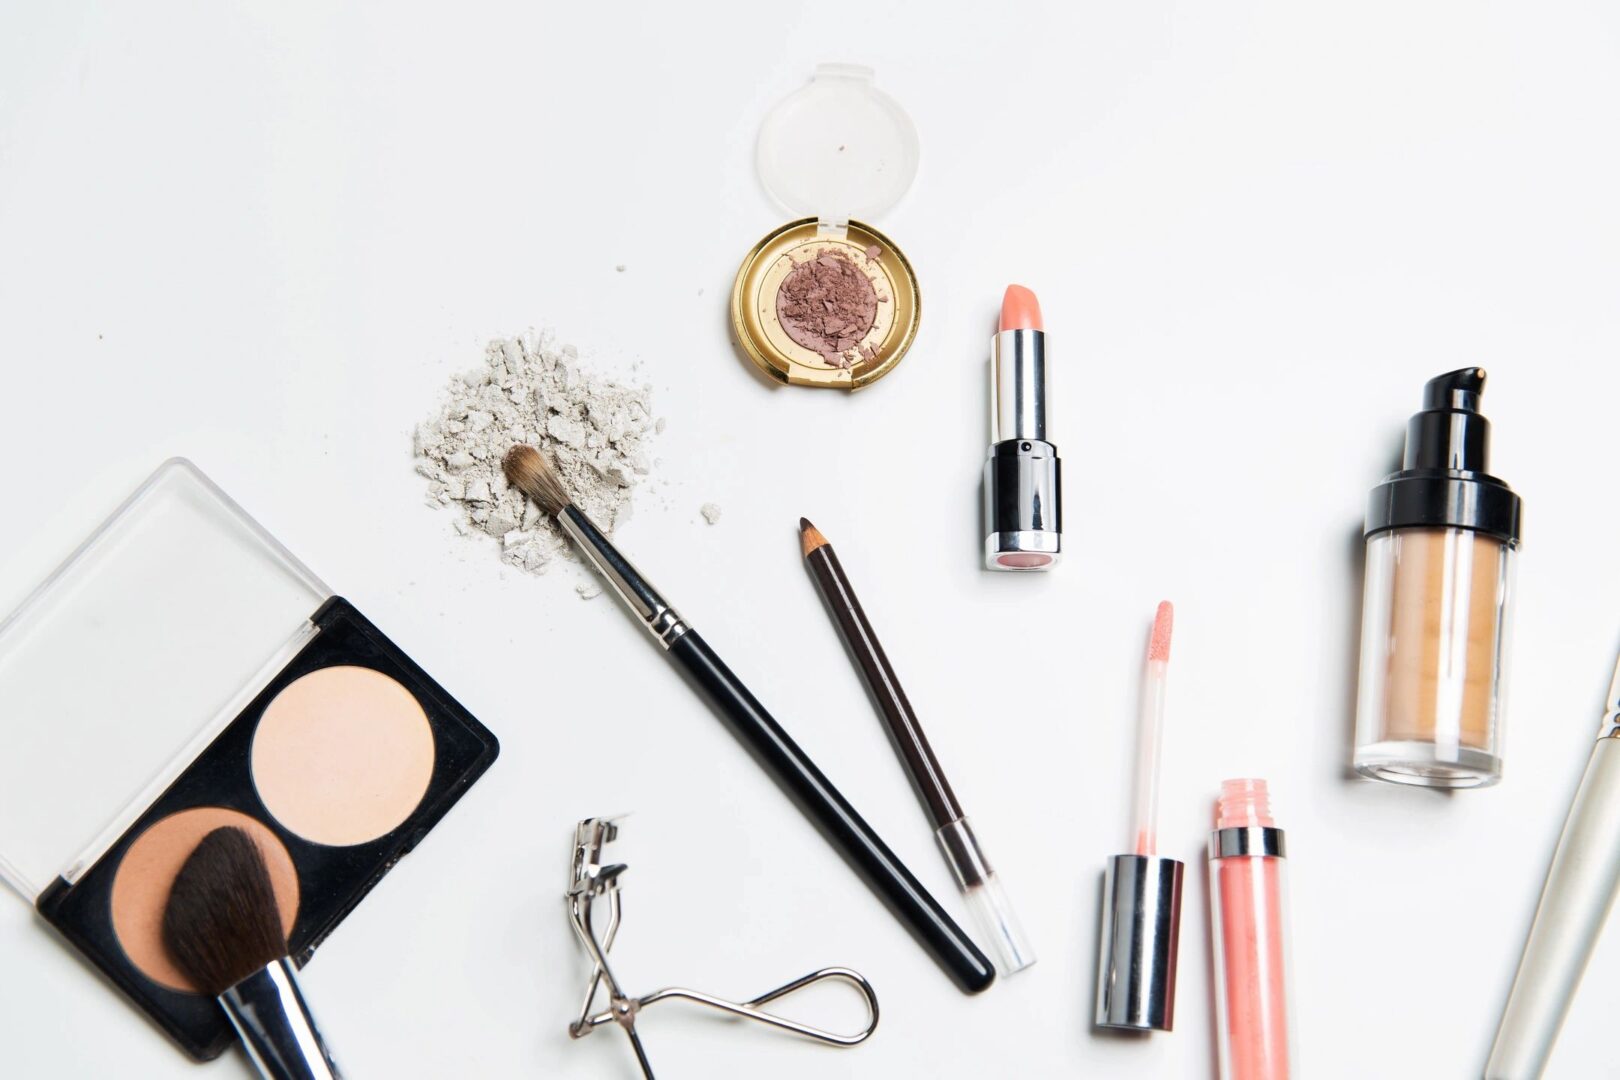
<box><xmin>776</xmin><ymin>249</ymin><xmax>880</xmax><ymax>368</ymax></box>
<box><xmin>415</xmin><ymin>333</ymin><xmax>659</xmax><ymax>580</ymax></box>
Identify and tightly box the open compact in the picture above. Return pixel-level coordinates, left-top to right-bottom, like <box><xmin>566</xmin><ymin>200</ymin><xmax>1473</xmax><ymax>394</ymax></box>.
<box><xmin>731</xmin><ymin>63</ymin><xmax>922</xmax><ymax>389</ymax></box>
<box><xmin>0</xmin><ymin>460</ymin><xmax>498</xmax><ymax>1059</ymax></box>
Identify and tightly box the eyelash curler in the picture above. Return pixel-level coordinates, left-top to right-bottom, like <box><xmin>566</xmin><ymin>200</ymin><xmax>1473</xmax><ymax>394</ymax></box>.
<box><xmin>564</xmin><ymin>817</ymin><xmax>880</xmax><ymax>1078</ymax></box>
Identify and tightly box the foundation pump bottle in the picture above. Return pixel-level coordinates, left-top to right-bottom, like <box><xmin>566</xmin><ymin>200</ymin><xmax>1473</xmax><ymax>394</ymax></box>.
<box><xmin>1353</xmin><ymin>368</ymin><xmax>1522</xmax><ymax>789</ymax></box>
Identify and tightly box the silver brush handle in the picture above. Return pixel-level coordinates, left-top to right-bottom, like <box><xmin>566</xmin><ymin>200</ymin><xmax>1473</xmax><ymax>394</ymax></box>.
<box><xmin>558</xmin><ymin>505</ymin><xmax>688</xmax><ymax>649</ymax></box>
<box><xmin>220</xmin><ymin>959</ymin><xmax>341</xmax><ymax>1080</ymax></box>
<box><xmin>1488</xmin><ymin>736</ymin><xmax>1620</xmax><ymax>1079</ymax></box>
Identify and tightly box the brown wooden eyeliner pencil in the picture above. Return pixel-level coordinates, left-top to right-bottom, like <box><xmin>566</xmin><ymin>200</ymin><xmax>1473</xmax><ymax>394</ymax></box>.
<box><xmin>799</xmin><ymin>518</ymin><xmax>1034</xmax><ymax>976</ymax></box>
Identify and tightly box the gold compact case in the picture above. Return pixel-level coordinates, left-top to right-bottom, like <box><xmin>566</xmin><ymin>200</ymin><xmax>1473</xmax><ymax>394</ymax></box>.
<box><xmin>730</xmin><ymin>64</ymin><xmax>921</xmax><ymax>390</ymax></box>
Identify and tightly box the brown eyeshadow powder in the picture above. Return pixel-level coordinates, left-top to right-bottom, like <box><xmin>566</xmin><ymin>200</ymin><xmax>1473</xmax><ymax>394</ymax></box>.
<box><xmin>776</xmin><ymin>250</ymin><xmax>879</xmax><ymax>368</ymax></box>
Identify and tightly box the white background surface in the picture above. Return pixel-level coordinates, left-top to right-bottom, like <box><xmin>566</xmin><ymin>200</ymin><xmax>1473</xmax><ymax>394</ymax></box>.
<box><xmin>3</xmin><ymin>3</ymin><xmax>1620</xmax><ymax>1077</ymax></box>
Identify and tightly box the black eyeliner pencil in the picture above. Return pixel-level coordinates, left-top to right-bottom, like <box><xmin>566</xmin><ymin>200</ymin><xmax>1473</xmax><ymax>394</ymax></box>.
<box><xmin>800</xmin><ymin>518</ymin><xmax>1036</xmax><ymax>977</ymax></box>
<box><xmin>503</xmin><ymin>446</ymin><xmax>994</xmax><ymax>994</ymax></box>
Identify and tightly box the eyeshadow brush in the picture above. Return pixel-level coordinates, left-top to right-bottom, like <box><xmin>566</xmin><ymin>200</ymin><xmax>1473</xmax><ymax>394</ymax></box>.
<box><xmin>503</xmin><ymin>444</ymin><xmax>995</xmax><ymax>994</ymax></box>
<box><xmin>162</xmin><ymin>827</ymin><xmax>342</xmax><ymax>1080</ymax></box>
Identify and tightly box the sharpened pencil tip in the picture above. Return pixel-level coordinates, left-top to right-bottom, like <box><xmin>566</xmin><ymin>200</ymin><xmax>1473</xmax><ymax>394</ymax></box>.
<box><xmin>800</xmin><ymin>519</ymin><xmax>829</xmax><ymax>557</ymax></box>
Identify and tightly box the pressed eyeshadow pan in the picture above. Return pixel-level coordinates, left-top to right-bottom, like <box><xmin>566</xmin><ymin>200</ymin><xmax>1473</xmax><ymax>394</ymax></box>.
<box><xmin>109</xmin><ymin>807</ymin><xmax>299</xmax><ymax>992</ymax></box>
<box><xmin>730</xmin><ymin>65</ymin><xmax>920</xmax><ymax>389</ymax></box>
<box><xmin>251</xmin><ymin>666</ymin><xmax>436</xmax><ymax>847</ymax></box>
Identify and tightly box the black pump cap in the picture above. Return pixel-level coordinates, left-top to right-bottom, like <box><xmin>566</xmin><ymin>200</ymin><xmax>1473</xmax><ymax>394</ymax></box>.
<box><xmin>1366</xmin><ymin>367</ymin><xmax>1522</xmax><ymax>544</ymax></box>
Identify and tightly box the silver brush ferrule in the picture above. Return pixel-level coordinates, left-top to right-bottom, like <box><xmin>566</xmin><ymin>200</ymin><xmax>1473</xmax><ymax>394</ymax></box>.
<box><xmin>219</xmin><ymin>958</ymin><xmax>340</xmax><ymax>1080</ymax></box>
<box><xmin>1599</xmin><ymin>652</ymin><xmax>1620</xmax><ymax>740</ymax></box>
<box><xmin>558</xmin><ymin>505</ymin><xmax>689</xmax><ymax>649</ymax></box>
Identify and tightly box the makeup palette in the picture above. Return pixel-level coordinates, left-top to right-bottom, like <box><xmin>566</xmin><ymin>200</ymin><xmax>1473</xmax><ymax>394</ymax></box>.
<box><xmin>731</xmin><ymin>63</ymin><xmax>921</xmax><ymax>389</ymax></box>
<box><xmin>0</xmin><ymin>460</ymin><xmax>498</xmax><ymax>1059</ymax></box>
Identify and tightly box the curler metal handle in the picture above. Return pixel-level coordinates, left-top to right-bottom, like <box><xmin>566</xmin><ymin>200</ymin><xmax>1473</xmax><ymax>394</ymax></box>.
<box><xmin>597</xmin><ymin>967</ymin><xmax>880</xmax><ymax>1048</ymax></box>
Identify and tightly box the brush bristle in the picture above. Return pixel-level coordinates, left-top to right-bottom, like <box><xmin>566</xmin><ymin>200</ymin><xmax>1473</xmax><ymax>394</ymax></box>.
<box><xmin>161</xmin><ymin>827</ymin><xmax>289</xmax><ymax>996</ymax></box>
<box><xmin>1148</xmin><ymin>601</ymin><xmax>1173</xmax><ymax>663</ymax></box>
<box><xmin>502</xmin><ymin>444</ymin><xmax>571</xmax><ymax>517</ymax></box>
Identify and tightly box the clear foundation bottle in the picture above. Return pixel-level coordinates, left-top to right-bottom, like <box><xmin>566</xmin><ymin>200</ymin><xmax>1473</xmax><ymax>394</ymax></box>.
<box><xmin>1353</xmin><ymin>368</ymin><xmax>1523</xmax><ymax>788</ymax></box>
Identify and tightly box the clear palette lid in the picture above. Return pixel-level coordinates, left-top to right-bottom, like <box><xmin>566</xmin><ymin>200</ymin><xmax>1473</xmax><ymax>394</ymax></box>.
<box><xmin>756</xmin><ymin>63</ymin><xmax>919</xmax><ymax>229</ymax></box>
<box><xmin>0</xmin><ymin>460</ymin><xmax>329</xmax><ymax>899</ymax></box>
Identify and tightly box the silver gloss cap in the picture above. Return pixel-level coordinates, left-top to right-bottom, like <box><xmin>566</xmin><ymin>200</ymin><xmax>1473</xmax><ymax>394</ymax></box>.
<box><xmin>1094</xmin><ymin>853</ymin><xmax>1184</xmax><ymax>1032</ymax></box>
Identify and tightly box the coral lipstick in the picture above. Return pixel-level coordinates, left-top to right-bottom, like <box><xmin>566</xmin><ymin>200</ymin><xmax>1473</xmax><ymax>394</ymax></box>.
<box><xmin>1000</xmin><ymin>284</ymin><xmax>1043</xmax><ymax>332</ymax></box>
<box><xmin>983</xmin><ymin>284</ymin><xmax>1064</xmax><ymax>571</ymax></box>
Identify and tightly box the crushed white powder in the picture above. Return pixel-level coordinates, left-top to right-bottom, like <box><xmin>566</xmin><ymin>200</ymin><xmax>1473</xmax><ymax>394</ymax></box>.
<box><xmin>700</xmin><ymin>503</ymin><xmax>722</xmax><ymax>525</ymax></box>
<box><xmin>415</xmin><ymin>332</ymin><xmax>658</xmax><ymax>584</ymax></box>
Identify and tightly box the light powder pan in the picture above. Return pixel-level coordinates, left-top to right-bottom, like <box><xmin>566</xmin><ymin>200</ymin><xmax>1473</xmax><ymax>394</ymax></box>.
<box><xmin>251</xmin><ymin>665</ymin><xmax>436</xmax><ymax>847</ymax></box>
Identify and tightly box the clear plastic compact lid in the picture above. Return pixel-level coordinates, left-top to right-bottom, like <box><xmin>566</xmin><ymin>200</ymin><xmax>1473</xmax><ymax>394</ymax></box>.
<box><xmin>756</xmin><ymin>63</ymin><xmax>919</xmax><ymax>228</ymax></box>
<box><xmin>0</xmin><ymin>460</ymin><xmax>329</xmax><ymax>899</ymax></box>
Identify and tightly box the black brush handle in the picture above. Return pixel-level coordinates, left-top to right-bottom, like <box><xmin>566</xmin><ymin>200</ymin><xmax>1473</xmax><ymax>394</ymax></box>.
<box><xmin>668</xmin><ymin>630</ymin><xmax>996</xmax><ymax>994</ymax></box>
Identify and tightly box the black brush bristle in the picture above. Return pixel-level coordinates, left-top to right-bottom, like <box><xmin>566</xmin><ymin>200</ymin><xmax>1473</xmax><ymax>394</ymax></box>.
<box><xmin>161</xmin><ymin>826</ymin><xmax>289</xmax><ymax>996</ymax></box>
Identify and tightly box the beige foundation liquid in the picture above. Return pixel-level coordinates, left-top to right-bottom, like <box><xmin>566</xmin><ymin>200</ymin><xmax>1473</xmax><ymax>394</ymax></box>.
<box><xmin>1373</xmin><ymin>528</ymin><xmax>1508</xmax><ymax>749</ymax></box>
<box><xmin>1354</xmin><ymin>369</ymin><xmax>1521</xmax><ymax>789</ymax></box>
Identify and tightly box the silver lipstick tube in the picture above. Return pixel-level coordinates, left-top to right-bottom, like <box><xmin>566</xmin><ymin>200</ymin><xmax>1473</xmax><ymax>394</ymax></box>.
<box><xmin>219</xmin><ymin>958</ymin><xmax>341</xmax><ymax>1080</ymax></box>
<box><xmin>984</xmin><ymin>328</ymin><xmax>1062</xmax><ymax>571</ymax></box>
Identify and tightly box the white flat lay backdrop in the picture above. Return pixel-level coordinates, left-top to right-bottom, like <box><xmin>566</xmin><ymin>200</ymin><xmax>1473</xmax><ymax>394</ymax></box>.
<box><xmin>3</xmin><ymin>3</ymin><xmax>1620</xmax><ymax>1078</ymax></box>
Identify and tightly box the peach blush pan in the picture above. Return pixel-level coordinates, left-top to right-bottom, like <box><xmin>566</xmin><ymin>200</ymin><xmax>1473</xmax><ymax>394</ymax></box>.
<box><xmin>251</xmin><ymin>666</ymin><xmax>436</xmax><ymax>847</ymax></box>
<box><xmin>110</xmin><ymin>807</ymin><xmax>298</xmax><ymax>993</ymax></box>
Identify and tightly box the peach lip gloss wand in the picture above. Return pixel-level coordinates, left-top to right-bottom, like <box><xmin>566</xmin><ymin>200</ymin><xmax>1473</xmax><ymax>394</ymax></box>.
<box><xmin>983</xmin><ymin>284</ymin><xmax>1063</xmax><ymax>571</ymax></box>
<box><xmin>1209</xmin><ymin>779</ymin><xmax>1295</xmax><ymax>1080</ymax></box>
<box><xmin>1095</xmin><ymin>602</ymin><xmax>1184</xmax><ymax>1031</ymax></box>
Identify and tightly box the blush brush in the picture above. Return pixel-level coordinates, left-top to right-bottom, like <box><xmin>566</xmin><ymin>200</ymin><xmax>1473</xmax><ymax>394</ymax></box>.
<box><xmin>502</xmin><ymin>444</ymin><xmax>995</xmax><ymax>994</ymax></box>
<box><xmin>162</xmin><ymin>827</ymin><xmax>341</xmax><ymax>1080</ymax></box>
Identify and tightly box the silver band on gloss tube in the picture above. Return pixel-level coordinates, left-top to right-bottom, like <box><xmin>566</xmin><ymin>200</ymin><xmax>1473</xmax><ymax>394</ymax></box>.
<box><xmin>1210</xmin><ymin>826</ymin><xmax>1287</xmax><ymax>860</ymax></box>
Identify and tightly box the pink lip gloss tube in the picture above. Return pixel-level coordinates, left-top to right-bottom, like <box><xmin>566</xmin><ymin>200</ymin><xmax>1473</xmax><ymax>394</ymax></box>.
<box><xmin>1209</xmin><ymin>779</ymin><xmax>1294</xmax><ymax>1080</ymax></box>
